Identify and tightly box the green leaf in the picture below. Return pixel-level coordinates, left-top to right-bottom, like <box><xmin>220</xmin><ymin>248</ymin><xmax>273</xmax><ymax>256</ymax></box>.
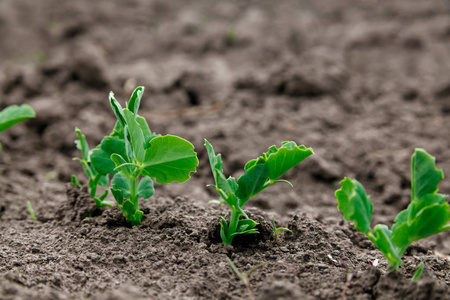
<box><xmin>98</xmin><ymin>174</ymin><xmax>109</xmax><ymax>187</ymax></box>
<box><xmin>220</xmin><ymin>217</ymin><xmax>230</xmax><ymax>244</ymax></box>
<box><xmin>127</xmin><ymin>86</ymin><xmax>144</xmax><ymax>116</ymax></box>
<box><xmin>235</xmin><ymin>163</ymin><xmax>270</xmax><ymax>205</ymax></box>
<box><xmin>75</xmin><ymin>128</ymin><xmax>90</xmax><ymax>161</ymax></box>
<box><xmin>236</xmin><ymin>218</ymin><xmax>258</xmax><ymax>233</ymax></box>
<box><xmin>204</xmin><ymin>139</ymin><xmax>224</xmax><ymax>185</ymax></box>
<box><xmin>111</xmin><ymin>188</ymin><xmax>125</xmax><ymax>205</ymax></box>
<box><xmin>91</xmin><ymin>136</ymin><xmax>127</xmax><ymax>175</ymax></box>
<box><xmin>335</xmin><ymin>178</ymin><xmax>373</xmax><ymax>234</ymax></box>
<box><xmin>264</xmin><ymin>141</ymin><xmax>313</xmax><ymax>180</ymax></box>
<box><xmin>0</xmin><ymin>104</ymin><xmax>35</xmax><ymax>132</ymax></box>
<box><xmin>120</xmin><ymin>200</ymin><xmax>143</xmax><ymax>226</ymax></box>
<box><xmin>71</xmin><ymin>175</ymin><xmax>82</xmax><ymax>188</ymax></box>
<box><xmin>110</xmin><ymin>153</ymin><xmax>133</xmax><ymax>177</ymax></box>
<box><xmin>109</xmin><ymin>92</ymin><xmax>126</xmax><ymax>127</ymax></box>
<box><xmin>137</xmin><ymin>177</ymin><xmax>154</xmax><ymax>199</ymax></box>
<box><xmin>136</xmin><ymin>116</ymin><xmax>159</xmax><ymax>147</ymax></box>
<box><xmin>411</xmin><ymin>149</ymin><xmax>444</xmax><ymax>205</ymax></box>
<box><xmin>412</xmin><ymin>262</ymin><xmax>424</xmax><ymax>281</ymax></box>
<box><xmin>124</xmin><ymin>109</ymin><xmax>145</xmax><ymax>163</ymax></box>
<box><xmin>142</xmin><ymin>135</ymin><xmax>198</xmax><ymax>184</ymax></box>
<box><xmin>391</xmin><ymin>149</ymin><xmax>450</xmax><ymax>252</ymax></box>
<box><xmin>111</xmin><ymin>173</ymin><xmax>131</xmax><ymax>197</ymax></box>
<box><xmin>370</xmin><ymin>224</ymin><xmax>402</xmax><ymax>269</ymax></box>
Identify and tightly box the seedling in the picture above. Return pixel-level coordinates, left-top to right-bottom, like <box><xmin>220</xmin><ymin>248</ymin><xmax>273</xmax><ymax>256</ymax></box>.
<box><xmin>335</xmin><ymin>148</ymin><xmax>450</xmax><ymax>270</ymax></box>
<box><xmin>412</xmin><ymin>261</ymin><xmax>424</xmax><ymax>281</ymax></box>
<box><xmin>27</xmin><ymin>201</ymin><xmax>37</xmax><ymax>221</ymax></box>
<box><xmin>90</xmin><ymin>87</ymin><xmax>198</xmax><ymax>226</ymax></box>
<box><xmin>205</xmin><ymin>139</ymin><xmax>313</xmax><ymax>245</ymax></box>
<box><xmin>272</xmin><ymin>216</ymin><xmax>291</xmax><ymax>241</ymax></box>
<box><xmin>0</xmin><ymin>104</ymin><xmax>35</xmax><ymax>150</ymax></box>
<box><xmin>227</xmin><ymin>258</ymin><xmax>267</xmax><ymax>300</ymax></box>
<box><xmin>72</xmin><ymin>128</ymin><xmax>111</xmax><ymax>207</ymax></box>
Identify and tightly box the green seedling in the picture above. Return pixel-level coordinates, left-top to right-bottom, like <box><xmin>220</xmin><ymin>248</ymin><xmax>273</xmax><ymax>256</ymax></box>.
<box><xmin>27</xmin><ymin>201</ymin><xmax>37</xmax><ymax>221</ymax></box>
<box><xmin>227</xmin><ymin>258</ymin><xmax>267</xmax><ymax>300</ymax></box>
<box><xmin>272</xmin><ymin>216</ymin><xmax>291</xmax><ymax>241</ymax></box>
<box><xmin>0</xmin><ymin>104</ymin><xmax>35</xmax><ymax>150</ymax></box>
<box><xmin>73</xmin><ymin>128</ymin><xmax>112</xmax><ymax>207</ymax></box>
<box><xmin>336</xmin><ymin>148</ymin><xmax>450</xmax><ymax>270</ymax></box>
<box><xmin>412</xmin><ymin>261</ymin><xmax>424</xmax><ymax>281</ymax></box>
<box><xmin>90</xmin><ymin>87</ymin><xmax>198</xmax><ymax>226</ymax></box>
<box><xmin>205</xmin><ymin>139</ymin><xmax>313</xmax><ymax>245</ymax></box>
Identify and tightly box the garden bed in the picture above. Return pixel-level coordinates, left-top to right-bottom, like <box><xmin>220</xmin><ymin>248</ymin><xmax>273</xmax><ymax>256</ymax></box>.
<box><xmin>1</xmin><ymin>0</ymin><xmax>450</xmax><ymax>299</ymax></box>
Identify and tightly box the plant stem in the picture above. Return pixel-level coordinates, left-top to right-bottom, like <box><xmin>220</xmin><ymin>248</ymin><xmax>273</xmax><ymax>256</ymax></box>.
<box><xmin>227</xmin><ymin>208</ymin><xmax>240</xmax><ymax>244</ymax></box>
<box><xmin>130</xmin><ymin>173</ymin><xmax>139</xmax><ymax>211</ymax></box>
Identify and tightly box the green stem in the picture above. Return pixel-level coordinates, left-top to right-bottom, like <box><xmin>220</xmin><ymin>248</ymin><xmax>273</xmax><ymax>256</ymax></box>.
<box><xmin>227</xmin><ymin>208</ymin><xmax>240</xmax><ymax>243</ymax></box>
<box><xmin>130</xmin><ymin>173</ymin><xmax>139</xmax><ymax>211</ymax></box>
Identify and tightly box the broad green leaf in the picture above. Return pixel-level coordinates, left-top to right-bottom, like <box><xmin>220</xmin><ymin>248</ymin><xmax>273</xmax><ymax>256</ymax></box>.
<box><xmin>111</xmin><ymin>173</ymin><xmax>131</xmax><ymax>197</ymax></box>
<box><xmin>124</xmin><ymin>125</ymin><xmax>133</xmax><ymax>161</ymax></box>
<box><xmin>264</xmin><ymin>142</ymin><xmax>313</xmax><ymax>180</ymax></box>
<box><xmin>370</xmin><ymin>224</ymin><xmax>402</xmax><ymax>269</ymax></box>
<box><xmin>110</xmin><ymin>121</ymin><xmax>124</xmax><ymax>138</ymax></box>
<box><xmin>109</xmin><ymin>92</ymin><xmax>126</xmax><ymax>127</ymax></box>
<box><xmin>0</xmin><ymin>104</ymin><xmax>35</xmax><ymax>132</ymax></box>
<box><xmin>392</xmin><ymin>203</ymin><xmax>450</xmax><ymax>250</ymax></box>
<box><xmin>124</xmin><ymin>109</ymin><xmax>145</xmax><ymax>163</ymax></box>
<box><xmin>127</xmin><ymin>86</ymin><xmax>144</xmax><ymax>116</ymax></box>
<box><xmin>75</xmin><ymin>128</ymin><xmax>90</xmax><ymax>161</ymax></box>
<box><xmin>230</xmin><ymin>228</ymin><xmax>259</xmax><ymax>237</ymax></box>
<box><xmin>91</xmin><ymin>136</ymin><xmax>127</xmax><ymax>175</ymax></box>
<box><xmin>335</xmin><ymin>178</ymin><xmax>373</xmax><ymax>234</ymax></box>
<box><xmin>142</xmin><ymin>135</ymin><xmax>198</xmax><ymax>184</ymax></box>
<box><xmin>205</xmin><ymin>139</ymin><xmax>224</xmax><ymax>185</ymax></box>
<box><xmin>111</xmin><ymin>188</ymin><xmax>124</xmax><ymax>205</ymax></box>
<box><xmin>411</xmin><ymin>149</ymin><xmax>444</xmax><ymax>204</ymax></box>
<box><xmin>137</xmin><ymin>177</ymin><xmax>154</xmax><ymax>199</ymax></box>
<box><xmin>235</xmin><ymin>163</ymin><xmax>270</xmax><ymax>205</ymax></box>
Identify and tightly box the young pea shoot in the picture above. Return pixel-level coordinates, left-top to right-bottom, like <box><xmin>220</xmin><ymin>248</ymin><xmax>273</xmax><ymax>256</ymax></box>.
<box><xmin>335</xmin><ymin>148</ymin><xmax>450</xmax><ymax>271</ymax></box>
<box><xmin>91</xmin><ymin>87</ymin><xmax>198</xmax><ymax>226</ymax></box>
<box><xmin>205</xmin><ymin>139</ymin><xmax>313</xmax><ymax>245</ymax></box>
<box><xmin>72</xmin><ymin>128</ymin><xmax>111</xmax><ymax>207</ymax></box>
<box><xmin>227</xmin><ymin>258</ymin><xmax>267</xmax><ymax>300</ymax></box>
<box><xmin>272</xmin><ymin>216</ymin><xmax>292</xmax><ymax>241</ymax></box>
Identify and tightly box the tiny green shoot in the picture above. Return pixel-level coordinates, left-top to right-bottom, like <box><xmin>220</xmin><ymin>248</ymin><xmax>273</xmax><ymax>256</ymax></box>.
<box><xmin>412</xmin><ymin>261</ymin><xmax>424</xmax><ymax>281</ymax></box>
<box><xmin>205</xmin><ymin>139</ymin><xmax>313</xmax><ymax>245</ymax></box>
<box><xmin>73</xmin><ymin>128</ymin><xmax>112</xmax><ymax>207</ymax></box>
<box><xmin>272</xmin><ymin>216</ymin><xmax>292</xmax><ymax>241</ymax></box>
<box><xmin>335</xmin><ymin>148</ymin><xmax>450</xmax><ymax>270</ymax></box>
<box><xmin>227</xmin><ymin>258</ymin><xmax>267</xmax><ymax>300</ymax></box>
<box><xmin>27</xmin><ymin>201</ymin><xmax>37</xmax><ymax>221</ymax></box>
<box><xmin>91</xmin><ymin>87</ymin><xmax>198</xmax><ymax>226</ymax></box>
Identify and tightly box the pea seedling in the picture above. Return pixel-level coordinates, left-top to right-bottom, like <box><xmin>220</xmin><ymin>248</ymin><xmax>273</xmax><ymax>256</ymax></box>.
<box><xmin>72</xmin><ymin>128</ymin><xmax>111</xmax><ymax>207</ymax></box>
<box><xmin>336</xmin><ymin>148</ymin><xmax>450</xmax><ymax>270</ymax></box>
<box><xmin>227</xmin><ymin>258</ymin><xmax>266</xmax><ymax>300</ymax></box>
<box><xmin>272</xmin><ymin>216</ymin><xmax>291</xmax><ymax>241</ymax></box>
<box><xmin>205</xmin><ymin>139</ymin><xmax>313</xmax><ymax>244</ymax></box>
<box><xmin>90</xmin><ymin>87</ymin><xmax>198</xmax><ymax>225</ymax></box>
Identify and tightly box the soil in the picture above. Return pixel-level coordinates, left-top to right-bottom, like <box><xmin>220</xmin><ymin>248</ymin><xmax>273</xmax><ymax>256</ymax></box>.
<box><xmin>1</xmin><ymin>0</ymin><xmax>450</xmax><ymax>299</ymax></box>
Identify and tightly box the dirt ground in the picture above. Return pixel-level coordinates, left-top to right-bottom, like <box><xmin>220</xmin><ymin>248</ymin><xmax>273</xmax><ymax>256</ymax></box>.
<box><xmin>1</xmin><ymin>0</ymin><xmax>450</xmax><ymax>299</ymax></box>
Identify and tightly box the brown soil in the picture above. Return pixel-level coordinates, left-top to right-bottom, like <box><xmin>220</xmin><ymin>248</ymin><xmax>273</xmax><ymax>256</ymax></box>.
<box><xmin>1</xmin><ymin>0</ymin><xmax>450</xmax><ymax>299</ymax></box>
